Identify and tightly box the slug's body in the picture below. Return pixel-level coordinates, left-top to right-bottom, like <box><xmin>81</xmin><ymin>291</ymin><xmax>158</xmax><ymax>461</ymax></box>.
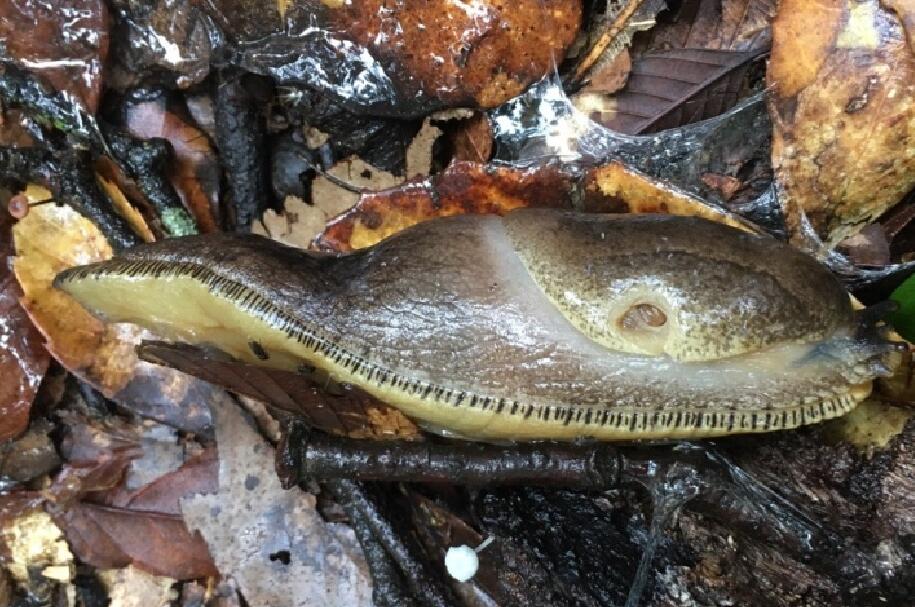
<box><xmin>56</xmin><ymin>210</ymin><xmax>895</xmax><ymax>440</ymax></box>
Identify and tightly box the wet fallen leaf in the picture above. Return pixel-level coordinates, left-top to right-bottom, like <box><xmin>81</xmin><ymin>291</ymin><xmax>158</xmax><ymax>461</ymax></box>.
<box><xmin>11</xmin><ymin>193</ymin><xmax>214</xmax><ymax>433</ymax></box>
<box><xmin>256</xmin><ymin>157</ymin><xmax>403</xmax><ymax>249</ymax></box>
<box><xmin>580</xmin><ymin>48</ymin><xmax>765</xmax><ymax>134</ymax></box>
<box><xmin>316</xmin><ymin>159</ymin><xmax>756</xmax><ymax>251</ymax></box>
<box><xmin>123</xmin><ymin>99</ymin><xmax>220</xmax><ymax>232</ymax></box>
<box><xmin>0</xmin><ymin>0</ymin><xmax>109</xmax><ymax>112</ymax></box>
<box><xmin>138</xmin><ymin>342</ymin><xmax>421</xmax><ymax>440</ymax></box>
<box><xmin>181</xmin><ymin>401</ymin><xmax>372</xmax><ymax>607</ymax></box>
<box><xmin>316</xmin><ymin>161</ymin><xmax>573</xmax><ymax>251</ymax></box>
<box><xmin>447</xmin><ymin>112</ymin><xmax>494</xmax><ymax>164</ymax></box>
<box><xmin>51</xmin><ymin>442</ymin><xmax>218</xmax><ymax>579</ymax></box>
<box><xmin>632</xmin><ymin>0</ymin><xmax>776</xmax><ymax>53</ymax></box>
<box><xmin>0</xmin><ymin>208</ymin><xmax>49</xmax><ymax>442</ymax></box>
<box><xmin>769</xmin><ymin>0</ymin><xmax>915</xmax><ymax>248</ymax></box>
<box><xmin>581</xmin><ymin>161</ymin><xmax>758</xmax><ymax>232</ymax></box>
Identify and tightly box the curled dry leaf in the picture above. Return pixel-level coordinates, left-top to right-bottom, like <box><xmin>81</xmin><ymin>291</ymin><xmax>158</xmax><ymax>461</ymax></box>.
<box><xmin>123</xmin><ymin>99</ymin><xmax>220</xmax><ymax>232</ymax></box>
<box><xmin>11</xmin><ymin>192</ymin><xmax>213</xmax><ymax>434</ymax></box>
<box><xmin>769</xmin><ymin>0</ymin><xmax>915</xmax><ymax>248</ymax></box>
<box><xmin>256</xmin><ymin>157</ymin><xmax>403</xmax><ymax>248</ymax></box>
<box><xmin>316</xmin><ymin>160</ymin><xmax>755</xmax><ymax>252</ymax></box>
<box><xmin>0</xmin><ymin>0</ymin><xmax>109</xmax><ymax>112</ymax></box>
<box><xmin>0</xmin><ymin>207</ymin><xmax>49</xmax><ymax>442</ymax></box>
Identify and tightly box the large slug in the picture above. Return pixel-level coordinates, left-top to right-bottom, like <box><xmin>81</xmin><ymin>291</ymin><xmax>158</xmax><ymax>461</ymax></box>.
<box><xmin>55</xmin><ymin>209</ymin><xmax>898</xmax><ymax>440</ymax></box>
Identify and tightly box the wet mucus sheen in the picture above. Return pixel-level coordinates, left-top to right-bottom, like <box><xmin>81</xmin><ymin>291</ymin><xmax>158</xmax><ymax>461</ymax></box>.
<box><xmin>55</xmin><ymin>210</ymin><xmax>897</xmax><ymax>440</ymax></box>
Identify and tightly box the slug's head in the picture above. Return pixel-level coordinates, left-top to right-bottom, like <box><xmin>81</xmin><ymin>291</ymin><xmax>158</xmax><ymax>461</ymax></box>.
<box><xmin>505</xmin><ymin>210</ymin><xmax>880</xmax><ymax>364</ymax></box>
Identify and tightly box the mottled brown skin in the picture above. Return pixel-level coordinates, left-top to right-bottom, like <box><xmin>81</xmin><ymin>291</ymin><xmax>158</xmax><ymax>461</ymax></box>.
<box><xmin>56</xmin><ymin>210</ymin><xmax>893</xmax><ymax>440</ymax></box>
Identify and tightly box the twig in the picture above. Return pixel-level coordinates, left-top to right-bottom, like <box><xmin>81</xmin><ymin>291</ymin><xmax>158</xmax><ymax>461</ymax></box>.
<box><xmin>103</xmin><ymin>127</ymin><xmax>198</xmax><ymax>236</ymax></box>
<box><xmin>326</xmin><ymin>479</ymin><xmax>454</xmax><ymax>607</ymax></box>
<box><xmin>278</xmin><ymin>425</ymin><xmax>622</xmax><ymax>488</ymax></box>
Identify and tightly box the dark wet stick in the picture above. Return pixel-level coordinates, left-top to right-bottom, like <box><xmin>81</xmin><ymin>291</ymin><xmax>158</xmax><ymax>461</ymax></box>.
<box><xmin>103</xmin><ymin>127</ymin><xmax>198</xmax><ymax>237</ymax></box>
<box><xmin>215</xmin><ymin>70</ymin><xmax>269</xmax><ymax>232</ymax></box>
<box><xmin>0</xmin><ymin>147</ymin><xmax>140</xmax><ymax>251</ymax></box>
<box><xmin>280</xmin><ymin>428</ymin><xmax>622</xmax><ymax>488</ymax></box>
<box><xmin>326</xmin><ymin>479</ymin><xmax>418</xmax><ymax>607</ymax></box>
<box><xmin>326</xmin><ymin>479</ymin><xmax>454</xmax><ymax>607</ymax></box>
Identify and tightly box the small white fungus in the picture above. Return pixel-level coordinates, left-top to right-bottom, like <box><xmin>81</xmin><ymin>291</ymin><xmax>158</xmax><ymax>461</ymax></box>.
<box><xmin>444</xmin><ymin>545</ymin><xmax>479</xmax><ymax>582</ymax></box>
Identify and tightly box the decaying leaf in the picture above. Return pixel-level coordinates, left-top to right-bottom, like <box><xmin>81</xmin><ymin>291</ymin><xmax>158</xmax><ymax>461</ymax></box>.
<box><xmin>769</xmin><ymin>0</ymin><xmax>915</xmax><ymax>248</ymax></box>
<box><xmin>11</xmin><ymin>193</ymin><xmax>214</xmax><ymax>433</ymax></box>
<box><xmin>181</xmin><ymin>402</ymin><xmax>373</xmax><ymax>607</ymax></box>
<box><xmin>0</xmin><ymin>0</ymin><xmax>109</xmax><ymax>112</ymax></box>
<box><xmin>118</xmin><ymin>0</ymin><xmax>582</xmax><ymax>115</ymax></box>
<box><xmin>123</xmin><ymin>99</ymin><xmax>220</xmax><ymax>232</ymax></box>
<box><xmin>56</xmin><ymin>502</ymin><xmax>217</xmax><ymax>580</ymax></box>
<box><xmin>316</xmin><ymin>159</ymin><xmax>755</xmax><ymax>251</ymax></box>
<box><xmin>631</xmin><ymin>0</ymin><xmax>776</xmax><ymax>53</ymax></box>
<box><xmin>0</xmin><ymin>207</ymin><xmax>49</xmax><ymax>442</ymax></box>
<box><xmin>0</xmin><ymin>501</ymin><xmax>74</xmax><ymax>592</ymax></box>
<box><xmin>316</xmin><ymin>161</ymin><xmax>573</xmax><ymax>251</ymax></box>
<box><xmin>570</xmin><ymin>0</ymin><xmax>667</xmax><ymax>85</ymax></box>
<box><xmin>138</xmin><ymin>342</ymin><xmax>421</xmax><ymax>440</ymax></box>
<box><xmin>49</xmin><ymin>427</ymin><xmax>218</xmax><ymax>580</ymax></box>
<box><xmin>256</xmin><ymin>157</ymin><xmax>403</xmax><ymax>248</ymax></box>
<box><xmin>579</xmin><ymin>48</ymin><xmax>765</xmax><ymax>134</ymax></box>
<box><xmin>98</xmin><ymin>566</ymin><xmax>176</xmax><ymax>607</ymax></box>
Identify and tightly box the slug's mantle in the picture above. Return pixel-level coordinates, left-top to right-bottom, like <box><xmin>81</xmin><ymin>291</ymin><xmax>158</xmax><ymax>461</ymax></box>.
<box><xmin>54</xmin><ymin>210</ymin><xmax>898</xmax><ymax>440</ymax></box>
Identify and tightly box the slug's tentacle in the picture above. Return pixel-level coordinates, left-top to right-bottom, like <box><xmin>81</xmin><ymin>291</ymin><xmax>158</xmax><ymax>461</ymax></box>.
<box><xmin>54</xmin><ymin>210</ymin><xmax>899</xmax><ymax>441</ymax></box>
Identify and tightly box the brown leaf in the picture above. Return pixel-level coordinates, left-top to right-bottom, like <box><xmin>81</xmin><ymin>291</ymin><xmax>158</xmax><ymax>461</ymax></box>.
<box><xmin>315</xmin><ymin>159</ymin><xmax>756</xmax><ymax>251</ymax></box>
<box><xmin>52</xmin><ymin>443</ymin><xmax>219</xmax><ymax>579</ymax></box>
<box><xmin>56</xmin><ymin>502</ymin><xmax>217</xmax><ymax>579</ymax></box>
<box><xmin>448</xmin><ymin>113</ymin><xmax>493</xmax><ymax>164</ymax></box>
<box><xmin>12</xmin><ymin>193</ymin><xmax>214</xmax><ymax>434</ymax></box>
<box><xmin>769</xmin><ymin>0</ymin><xmax>915</xmax><ymax>248</ymax></box>
<box><xmin>632</xmin><ymin>0</ymin><xmax>776</xmax><ymax>53</ymax></box>
<box><xmin>138</xmin><ymin>342</ymin><xmax>421</xmax><ymax>440</ymax></box>
<box><xmin>315</xmin><ymin>161</ymin><xmax>574</xmax><ymax>251</ymax></box>
<box><xmin>571</xmin><ymin>0</ymin><xmax>666</xmax><ymax>84</ymax></box>
<box><xmin>124</xmin><ymin>100</ymin><xmax>220</xmax><ymax>233</ymax></box>
<box><xmin>582</xmin><ymin>48</ymin><xmax>765</xmax><ymax>134</ymax></box>
<box><xmin>581</xmin><ymin>161</ymin><xmax>757</xmax><ymax>232</ymax></box>
<box><xmin>0</xmin><ymin>0</ymin><xmax>109</xmax><ymax>112</ymax></box>
<box><xmin>0</xmin><ymin>209</ymin><xmax>49</xmax><ymax>442</ymax></box>
<box><xmin>106</xmin><ymin>448</ymin><xmax>218</xmax><ymax>515</ymax></box>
